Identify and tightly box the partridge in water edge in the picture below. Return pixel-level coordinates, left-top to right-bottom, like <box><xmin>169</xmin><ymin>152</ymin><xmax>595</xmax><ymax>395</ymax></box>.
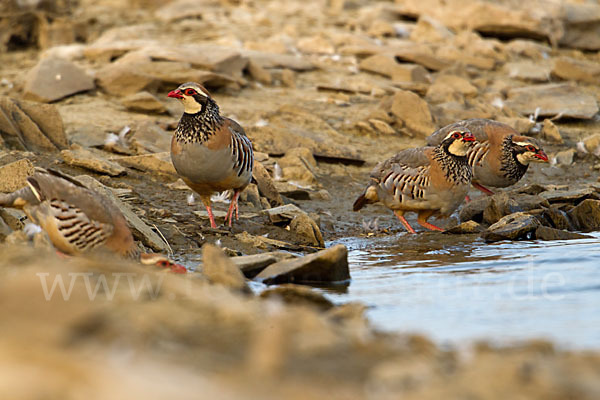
<box><xmin>354</xmin><ymin>129</ymin><xmax>476</xmax><ymax>233</ymax></box>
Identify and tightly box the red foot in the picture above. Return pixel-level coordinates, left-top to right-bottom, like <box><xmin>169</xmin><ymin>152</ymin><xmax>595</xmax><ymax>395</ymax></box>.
<box><xmin>205</xmin><ymin>205</ymin><xmax>218</xmax><ymax>228</ymax></box>
<box><xmin>225</xmin><ymin>191</ymin><xmax>241</xmax><ymax>227</ymax></box>
<box><xmin>394</xmin><ymin>211</ymin><xmax>416</xmax><ymax>234</ymax></box>
<box><xmin>418</xmin><ymin>220</ymin><xmax>444</xmax><ymax>232</ymax></box>
<box><xmin>465</xmin><ymin>195</ymin><xmax>471</xmax><ymax>203</ymax></box>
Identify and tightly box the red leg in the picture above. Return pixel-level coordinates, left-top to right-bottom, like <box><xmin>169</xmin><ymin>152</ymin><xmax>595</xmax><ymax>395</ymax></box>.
<box><xmin>465</xmin><ymin>195</ymin><xmax>471</xmax><ymax>203</ymax></box>
<box><xmin>472</xmin><ymin>182</ymin><xmax>494</xmax><ymax>196</ymax></box>
<box><xmin>417</xmin><ymin>211</ymin><xmax>444</xmax><ymax>232</ymax></box>
<box><xmin>200</xmin><ymin>196</ymin><xmax>217</xmax><ymax>228</ymax></box>
<box><xmin>393</xmin><ymin>210</ymin><xmax>416</xmax><ymax>234</ymax></box>
<box><xmin>418</xmin><ymin>220</ymin><xmax>444</xmax><ymax>231</ymax></box>
<box><xmin>225</xmin><ymin>191</ymin><xmax>241</xmax><ymax>227</ymax></box>
<box><xmin>206</xmin><ymin>204</ymin><xmax>217</xmax><ymax>228</ymax></box>
<box><xmin>233</xmin><ymin>191</ymin><xmax>240</xmax><ymax>221</ymax></box>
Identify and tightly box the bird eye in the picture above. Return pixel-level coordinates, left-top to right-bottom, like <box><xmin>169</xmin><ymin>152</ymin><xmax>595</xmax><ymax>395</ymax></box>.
<box><xmin>452</xmin><ymin>132</ymin><xmax>461</xmax><ymax>139</ymax></box>
<box><xmin>526</xmin><ymin>145</ymin><xmax>536</xmax><ymax>152</ymax></box>
<box><xmin>158</xmin><ymin>260</ymin><xmax>169</xmax><ymax>267</ymax></box>
<box><xmin>185</xmin><ymin>88</ymin><xmax>196</xmax><ymax>96</ymax></box>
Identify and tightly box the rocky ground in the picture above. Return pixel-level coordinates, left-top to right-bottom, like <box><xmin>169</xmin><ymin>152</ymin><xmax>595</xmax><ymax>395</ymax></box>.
<box><xmin>2</xmin><ymin>0</ymin><xmax>600</xmax><ymax>398</ymax></box>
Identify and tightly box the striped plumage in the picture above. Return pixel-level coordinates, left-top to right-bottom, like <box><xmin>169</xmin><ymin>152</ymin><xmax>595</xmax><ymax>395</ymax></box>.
<box><xmin>353</xmin><ymin>129</ymin><xmax>476</xmax><ymax>233</ymax></box>
<box><xmin>168</xmin><ymin>82</ymin><xmax>253</xmax><ymax>228</ymax></box>
<box><xmin>0</xmin><ymin>169</ymin><xmax>185</xmax><ymax>272</ymax></box>
<box><xmin>427</xmin><ymin>119</ymin><xmax>548</xmax><ymax>196</ymax></box>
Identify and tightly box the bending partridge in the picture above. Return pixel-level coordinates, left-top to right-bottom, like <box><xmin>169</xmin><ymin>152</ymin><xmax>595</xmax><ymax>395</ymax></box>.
<box><xmin>168</xmin><ymin>82</ymin><xmax>253</xmax><ymax>228</ymax></box>
<box><xmin>427</xmin><ymin>119</ymin><xmax>548</xmax><ymax>196</ymax></box>
<box><xmin>0</xmin><ymin>169</ymin><xmax>185</xmax><ymax>273</ymax></box>
<box><xmin>353</xmin><ymin>129</ymin><xmax>476</xmax><ymax>233</ymax></box>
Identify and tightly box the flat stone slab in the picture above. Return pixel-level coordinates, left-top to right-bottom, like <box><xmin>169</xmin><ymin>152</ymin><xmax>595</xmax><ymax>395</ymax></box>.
<box><xmin>231</xmin><ymin>251</ymin><xmax>296</xmax><ymax>279</ymax></box>
<box><xmin>539</xmin><ymin>187</ymin><xmax>599</xmax><ymax>203</ymax></box>
<box><xmin>24</xmin><ymin>57</ymin><xmax>94</xmax><ymax>103</ymax></box>
<box><xmin>0</xmin><ymin>97</ymin><xmax>68</xmax><ymax>152</ymax></box>
<box><xmin>114</xmin><ymin>152</ymin><xmax>177</xmax><ymax>177</ymax></box>
<box><xmin>62</xmin><ymin>147</ymin><xmax>126</xmax><ymax>176</ymax></box>
<box><xmin>121</xmin><ymin>91</ymin><xmax>167</xmax><ymax>114</ymax></box>
<box><xmin>505</xmin><ymin>83</ymin><xmax>599</xmax><ymax>119</ymax></box>
<box><xmin>255</xmin><ymin>244</ymin><xmax>350</xmax><ymax>285</ymax></box>
<box><xmin>535</xmin><ymin>226</ymin><xmax>592</xmax><ymax>241</ymax></box>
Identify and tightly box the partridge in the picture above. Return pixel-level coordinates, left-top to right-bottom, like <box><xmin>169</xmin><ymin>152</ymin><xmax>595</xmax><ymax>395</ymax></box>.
<box><xmin>427</xmin><ymin>119</ymin><xmax>548</xmax><ymax>196</ymax></box>
<box><xmin>353</xmin><ymin>129</ymin><xmax>476</xmax><ymax>233</ymax></box>
<box><xmin>0</xmin><ymin>169</ymin><xmax>186</xmax><ymax>273</ymax></box>
<box><xmin>167</xmin><ymin>82</ymin><xmax>253</xmax><ymax>228</ymax></box>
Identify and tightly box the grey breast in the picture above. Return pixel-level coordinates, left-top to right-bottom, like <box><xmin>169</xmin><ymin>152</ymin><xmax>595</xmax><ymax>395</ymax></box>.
<box><xmin>172</xmin><ymin>142</ymin><xmax>235</xmax><ymax>184</ymax></box>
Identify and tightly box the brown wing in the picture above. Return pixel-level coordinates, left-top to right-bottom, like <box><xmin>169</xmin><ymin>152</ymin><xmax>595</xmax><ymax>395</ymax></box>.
<box><xmin>370</xmin><ymin>147</ymin><xmax>432</xmax><ymax>179</ymax></box>
<box><xmin>426</xmin><ymin>119</ymin><xmax>516</xmax><ymax>146</ymax></box>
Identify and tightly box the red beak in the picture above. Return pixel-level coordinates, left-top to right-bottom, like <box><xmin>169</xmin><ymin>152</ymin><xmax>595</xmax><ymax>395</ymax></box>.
<box><xmin>462</xmin><ymin>133</ymin><xmax>475</xmax><ymax>142</ymax></box>
<box><xmin>167</xmin><ymin>89</ymin><xmax>183</xmax><ymax>99</ymax></box>
<box><xmin>170</xmin><ymin>263</ymin><xmax>187</xmax><ymax>274</ymax></box>
<box><xmin>536</xmin><ymin>150</ymin><xmax>549</xmax><ymax>162</ymax></box>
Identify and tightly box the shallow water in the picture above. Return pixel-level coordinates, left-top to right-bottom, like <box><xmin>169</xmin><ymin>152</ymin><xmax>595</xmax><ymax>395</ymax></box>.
<box><xmin>326</xmin><ymin>232</ymin><xmax>600</xmax><ymax>349</ymax></box>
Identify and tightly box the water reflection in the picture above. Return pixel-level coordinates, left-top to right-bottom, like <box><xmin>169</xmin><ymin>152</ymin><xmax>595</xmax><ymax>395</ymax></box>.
<box><xmin>326</xmin><ymin>232</ymin><xmax>600</xmax><ymax>349</ymax></box>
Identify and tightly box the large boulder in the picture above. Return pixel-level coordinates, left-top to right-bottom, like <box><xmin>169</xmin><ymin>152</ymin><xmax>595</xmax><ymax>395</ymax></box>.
<box><xmin>255</xmin><ymin>244</ymin><xmax>350</xmax><ymax>285</ymax></box>
<box><xmin>568</xmin><ymin>199</ymin><xmax>600</xmax><ymax>232</ymax></box>
<box><xmin>481</xmin><ymin>212</ymin><xmax>541</xmax><ymax>242</ymax></box>
<box><xmin>23</xmin><ymin>57</ymin><xmax>94</xmax><ymax>103</ymax></box>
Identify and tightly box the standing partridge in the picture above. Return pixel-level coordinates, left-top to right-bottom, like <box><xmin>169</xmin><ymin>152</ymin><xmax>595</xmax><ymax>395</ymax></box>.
<box><xmin>0</xmin><ymin>169</ymin><xmax>186</xmax><ymax>273</ymax></box>
<box><xmin>353</xmin><ymin>129</ymin><xmax>476</xmax><ymax>233</ymax></box>
<box><xmin>167</xmin><ymin>82</ymin><xmax>253</xmax><ymax>228</ymax></box>
<box><xmin>427</xmin><ymin>119</ymin><xmax>548</xmax><ymax>196</ymax></box>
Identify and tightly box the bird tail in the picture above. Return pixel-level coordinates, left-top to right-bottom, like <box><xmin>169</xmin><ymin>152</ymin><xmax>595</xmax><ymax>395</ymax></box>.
<box><xmin>353</xmin><ymin>185</ymin><xmax>378</xmax><ymax>211</ymax></box>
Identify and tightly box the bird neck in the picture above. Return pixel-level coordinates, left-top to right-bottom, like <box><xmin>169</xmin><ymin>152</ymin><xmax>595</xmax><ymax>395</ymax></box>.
<box><xmin>175</xmin><ymin>98</ymin><xmax>224</xmax><ymax>144</ymax></box>
<box><xmin>433</xmin><ymin>144</ymin><xmax>472</xmax><ymax>185</ymax></box>
<box><xmin>500</xmin><ymin>136</ymin><xmax>528</xmax><ymax>181</ymax></box>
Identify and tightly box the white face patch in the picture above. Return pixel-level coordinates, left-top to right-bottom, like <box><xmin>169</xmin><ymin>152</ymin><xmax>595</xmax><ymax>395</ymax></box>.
<box><xmin>516</xmin><ymin>153</ymin><xmax>530</xmax><ymax>165</ymax></box>
<box><xmin>448</xmin><ymin>139</ymin><xmax>470</xmax><ymax>156</ymax></box>
<box><xmin>181</xmin><ymin>95</ymin><xmax>202</xmax><ymax>114</ymax></box>
<box><xmin>178</xmin><ymin>85</ymin><xmax>208</xmax><ymax>114</ymax></box>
